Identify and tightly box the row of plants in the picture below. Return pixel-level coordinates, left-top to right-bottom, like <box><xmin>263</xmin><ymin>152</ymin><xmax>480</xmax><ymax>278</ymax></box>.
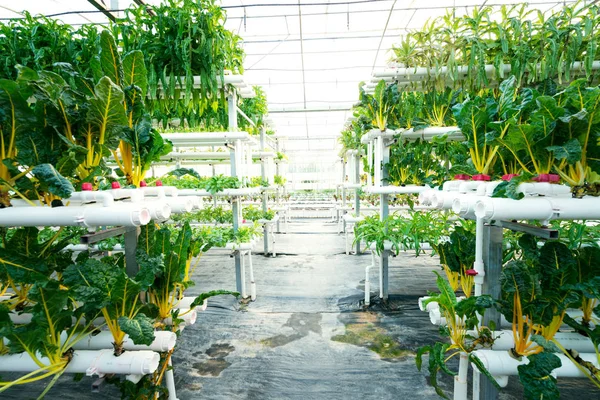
<box><xmin>171</xmin><ymin>205</ymin><xmax>275</xmax><ymax>225</ymax></box>
<box><xmin>0</xmin><ymin>1</ymin><xmax>268</xmax><ymax>134</ymax></box>
<box><xmin>0</xmin><ymin>222</ymin><xmax>239</xmax><ymax>398</ymax></box>
<box><xmin>419</xmin><ymin>221</ymin><xmax>600</xmax><ymax>399</ymax></box>
<box><xmin>353</xmin><ymin>211</ymin><xmax>453</xmax><ymax>256</ymax></box>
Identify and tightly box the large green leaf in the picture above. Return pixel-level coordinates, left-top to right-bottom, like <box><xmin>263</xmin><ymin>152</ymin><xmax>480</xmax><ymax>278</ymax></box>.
<box><xmin>118</xmin><ymin>313</ymin><xmax>155</xmax><ymax>346</ymax></box>
<box><xmin>122</xmin><ymin>51</ymin><xmax>148</xmax><ymax>98</ymax></box>
<box><xmin>87</xmin><ymin>76</ymin><xmax>128</xmax><ymax>149</ymax></box>
<box><xmin>99</xmin><ymin>30</ymin><xmax>123</xmax><ymax>87</ymax></box>
<box><xmin>546</xmin><ymin>138</ymin><xmax>582</xmax><ymax>164</ymax></box>
<box><xmin>0</xmin><ymin>79</ymin><xmax>37</xmax><ymax>154</ymax></box>
<box><xmin>32</xmin><ymin>163</ymin><xmax>74</xmax><ymax>198</ymax></box>
<box><xmin>517</xmin><ymin>352</ymin><xmax>561</xmax><ymax>400</ymax></box>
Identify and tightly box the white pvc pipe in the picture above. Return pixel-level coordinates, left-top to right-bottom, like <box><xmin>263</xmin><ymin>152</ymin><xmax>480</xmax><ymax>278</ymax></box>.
<box><xmin>0</xmin><ymin>205</ymin><xmax>151</xmax><ymax>227</ymax></box>
<box><xmin>64</xmin><ymin>244</ymin><xmax>124</xmax><ymax>253</ymax></box>
<box><xmin>365</xmin><ymin>185</ymin><xmax>430</xmax><ymax>195</ymax></box>
<box><xmin>167</xmin><ymin>198</ymin><xmax>194</xmax><ymax>214</ymax></box>
<box><xmin>473</xmin><ymin>349</ymin><xmax>600</xmax><ymax>378</ymax></box>
<box><xmin>454</xmin><ymin>352</ymin><xmax>469</xmax><ymax>400</ymax></box>
<box><xmin>69</xmin><ymin>331</ymin><xmax>176</xmax><ymax>352</ymax></box>
<box><xmin>160</xmin><ymin>132</ymin><xmax>251</xmax><ymax>146</ymax></box>
<box><xmin>365</xmin><ymin>252</ymin><xmax>377</xmax><ymax>306</ymax></box>
<box><xmin>472</xmin><ymin>330</ymin><xmax>597</xmax><ymax>353</ymax></box>
<box><xmin>475</xmin><ymin>197</ymin><xmax>600</xmax><ymax>222</ymax></box>
<box><xmin>118</xmin><ymin>201</ymin><xmax>171</xmax><ymax>221</ymax></box>
<box><xmin>175</xmin><ymin>297</ymin><xmax>208</xmax><ymax>311</ymax></box>
<box><xmin>165</xmin><ymin>357</ymin><xmax>178</xmax><ymax>400</ymax></box>
<box><xmin>66</xmin><ymin>191</ymin><xmax>114</xmax><ymax>207</ymax></box>
<box><xmin>0</xmin><ymin>350</ymin><xmax>160</xmax><ymax>376</ymax></box>
<box><xmin>418</xmin><ymin>296</ymin><xmax>466</xmax><ymax>312</ymax></box>
<box><xmin>458</xmin><ymin>181</ymin><xmax>488</xmax><ymax>194</ymax></box>
<box><xmin>109</xmin><ymin>188</ymin><xmax>144</xmax><ymax>202</ymax></box>
<box><xmin>474</xmin><ymin>217</ymin><xmax>485</xmax><ymax>297</ymax></box>
<box><xmin>162</xmin><ymin>308</ymin><xmax>197</xmax><ymax>327</ymax></box>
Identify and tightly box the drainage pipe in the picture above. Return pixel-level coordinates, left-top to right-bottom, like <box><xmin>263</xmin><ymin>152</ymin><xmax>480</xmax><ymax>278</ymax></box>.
<box><xmin>140</xmin><ymin>186</ymin><xmax>179</xmax><ymax>198</ymax></box>
<box><xmin>472</xmin><ymin>349</ymin><xmax>600</xmax><ymax>378</ymax></box>
<box><xmin>166</xmin><ymin>197</ymin><xmax>194</xmax><ymax>213</ymax></box>
<box><xmin>0</xmin><ymin>206</ymin><xmax>151</xmax><ymax>227</ymax></box>
<box><xmin>0</xmin><ymin>350</ymin><xmax>160</xmax><ymax>376</ymax></box>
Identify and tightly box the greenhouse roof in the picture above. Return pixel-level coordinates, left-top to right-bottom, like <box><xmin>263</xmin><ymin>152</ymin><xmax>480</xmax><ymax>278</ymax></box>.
<box><xmin>0</xmin><ymin>0</ymin><xmax>578</xmax><ymax>162</ymax></box>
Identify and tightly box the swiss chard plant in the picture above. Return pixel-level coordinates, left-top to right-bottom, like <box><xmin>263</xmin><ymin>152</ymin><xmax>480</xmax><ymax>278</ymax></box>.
<box><xmin>416</xmin><ymin>273</ymin><xmax>498</xmax><ymax>399</ymax></box>
<box><xmin>358</xmin><ymin>80</ymin><xmax>400</xmax><ymax>131</ymax></box>
<box><xmin>432</xmin><ymin>224</ymin><xmax>476</xmax><ymax>297</ymax></box>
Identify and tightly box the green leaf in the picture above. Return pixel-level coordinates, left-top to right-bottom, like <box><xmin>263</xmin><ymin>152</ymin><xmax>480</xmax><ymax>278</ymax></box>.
<box><xmin>469</xmin><ymin>353</ymin><xmax>501</xmax><ymax>390</ymax></box>
<box><xmin>189</xmin><ymin>290</ymin><xmax>240</xmax><ymax>309</ymax></box>
<box><xmin>99</xmin><ymin>30</ymin><xmax>123</xmax><ymax>87</ymax></box>
<box><xmin>517</xmin><ymin>352</ymin><xmax>561</xmax><ymax>400</ymax></box>
<box><xmin>87</xmin><ymin>76</ymin><xmax>128</xmax><ymax>149</ymax></box>
<box><xmin>32</xmin><ymin>163</ymin><xmax>74</xmax><ymax>198</ymax></box>
<box><xmin>118</xmin><ymin>313</ymin><xmax>155</xmax><ymax>346</ymax></box>
<box><xmin>546</xmin><ymin>138</ymin><xmax>582</xmax><ymax>164</ymax></box>
<box><xmin>122</xmin><ymin>50</ymin><xmax>148</xmax><ymax>98</ymax></box>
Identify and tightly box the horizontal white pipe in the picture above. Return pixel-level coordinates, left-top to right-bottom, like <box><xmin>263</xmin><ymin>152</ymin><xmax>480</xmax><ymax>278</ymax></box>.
<box><xmin>430</xmin><ymin>308</ymin><xmax>586</xmax><ymax>328</ymax></box>
<box><xmin>167</xmin><ymin>198</ymin><xmax>194</xmax><ymax>213</ymax></box>
<box><xmin>0</xmin><ymin>206</ymin><xmax>150</xmax><ymax>227</ymax></box>
<box><xmin>162</xmin><ymin>308</ymin><xmax>197</xmax><ymax>327</ymax></box>
<box><xmin>418</xmin><ymin>296</ymin><xmax>465</xmax><ymax>312</ymax></box>
<box><xmin>139</xmin><ymin>186</ymin><xmax>178</xmax><ymax>198</ymax></box>
<box><xmin>66</xmin><ymin>191</ymin><xmax>114</xmax><ymax>207</ymax></box>
<box><xmin>64</xmin><ymin>244</ymin><xmax>124</xmax><ymax>253</ymax></box>
<box><xmin>161</xmin><ymin>151</ymin><xmax>233</xmax><ymax>161</ymax></box>
<box><xmin>373</xmin><ymin>61</ymin><xmax>600</xmax><ymax>80</ymax></box>
<box><xmin>161</xmin><ymin>132</ymin><xmax>251</xmax><ymax>146</ymax></box>
<box><xmin>0</xmin><ymin>350</ymin><xmax>160</xmax><ymax>375</ymax></box>
<box><xmin>458</xmin><ymin>181</ymin><xmax>488</xmax><ymax>194</ymax></box>
<box><xmin>473</xmin><ymin>349</ymin><xmax>600</xmax><ymax>378</ymax></box>
<box><xmin>360</xmin><ymin>128</ymin><xmax>397</xmax><ymax>144</ymax></box>
<box><xmin>117</xmin><ymin>201</ymin><xmax>171</xmax><ymax>221</ymax></box>
<box><xmin>175</xmin><ymin>297</ymin><xmax>208</xmax><ymax>311</ymax></box>
<box><xmin>401</xmin><ymin>127</ymin><xmax>464</xmax><ymax>141</ymax></box>
<box><xmin>475</xmin><ymin>197</ymin><xmax>600</xmax><ymax>221</ymax></box>
<box><xmin>472</xmin><ymin>330</ymin><xmax>597</xmax><ymax>353</ymax></box>
<box><xmin>364</xmin><ymin>185</ymin><xmax>431</xmax><ymax>195</ymax></box>
<box><xmin>108</xmin><ymin>188</ymin><xmax>144</xmax><ymax>202</ymax></box>
<box><xmin>177</xmin><ymin>188</ymin><xmax>262</xmax><ymax>197</ymax></box>
<box><xmin>70</xmin><ymin>331</ymin><xmax>176</xmax><ymax>352</ymax></box>
<box><xmin>452</xmin><ymin>197</ymin><xmax>478</xmax><ymax>219</ymax></box>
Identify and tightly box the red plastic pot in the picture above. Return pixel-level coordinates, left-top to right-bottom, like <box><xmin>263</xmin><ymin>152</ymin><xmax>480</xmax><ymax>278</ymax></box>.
<box><xmin>453</xmin><ymin>174</ymin><xmax>471</xmax><ymax>181</ymax></box>
<box><xmin>472</xmin><ymin>174</ymin><xmax>491</xmax><ymax>181</ymax></box>
<box><xmin>532</xmin><ymin>174</ymin><xmax>560</xmax><ymax>183</ymax></box>
<box><xmin>501</xmin><ymin>174</ymin><xmax>520</xmax><ymax>181</ymax></box>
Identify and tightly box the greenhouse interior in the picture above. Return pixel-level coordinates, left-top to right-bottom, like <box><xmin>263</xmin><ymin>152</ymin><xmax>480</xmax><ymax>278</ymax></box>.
<box><xmin>1</xmin><ymin>0</ymin><xmax>600</xmax><ymax>399</ymax></box>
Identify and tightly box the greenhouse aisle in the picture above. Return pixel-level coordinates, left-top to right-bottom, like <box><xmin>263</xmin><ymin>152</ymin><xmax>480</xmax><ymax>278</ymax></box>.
<box><xmin>4</xmin><ymin>221</ymin><xmax>597</xmax><ymax>400</ymax></box>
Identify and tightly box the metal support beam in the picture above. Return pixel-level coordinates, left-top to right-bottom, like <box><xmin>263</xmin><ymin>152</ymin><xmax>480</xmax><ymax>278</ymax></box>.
<box><xmin>260</xmin><ymin>127</ymin><xmax>270</xmax><ymax>255</ymax></box>
<box><xmin>87</xmin><ymin>0</ymin><xmax>117</xmax><ymax>21</ymax></box>
<box><xmin>124</xmin><ymin>227</ymin><xmax>140</xmax><ymax>278</ymax></box>
<box><xmin>228</xmin><ymin>92</ymin><xmax>243</xmax><ymax>294</ymax></box>
<box><xmin>476</xmin><ymin>224</ymin><xmax>503</xmax><ymax>400</ymax></box>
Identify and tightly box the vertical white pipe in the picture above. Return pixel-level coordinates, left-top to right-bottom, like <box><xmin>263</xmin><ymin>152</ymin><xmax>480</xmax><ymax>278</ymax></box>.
<box><xmin>165</xmin><ymin>357</ymin><xmax>178</xmax><ymax>400</ymax></box>
<box><xmin>367</xmin><ymin>142</ymin><xmax>373</xmax><ymax>187</ymax></box>
<box><xmin>454</xmin><ymin>352</ymin><xmax>469</xmax><ymax>400</ymax></box>
<box><xmin>240</xmin><ymin>250</ymin><xmax>247</xmax><ymax>299</ymax></box>
<box><xmin>378</xmin><ymin>252</ymin><xmax>383</xmax><ymax>299</ymax></box>
<box><xmin>474</xmin><ymin>218</ymin><xmax>485</xmax><ymax>297</ymax></box>
<box><xmin>249</xmin><ymin>251</ymin><xmax>256</xmax><ymax>301</ymax></box>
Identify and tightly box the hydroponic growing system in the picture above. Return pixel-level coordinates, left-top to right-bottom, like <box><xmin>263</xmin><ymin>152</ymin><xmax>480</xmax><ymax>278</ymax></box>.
<box><xmin>2</xmin><ymin>1</ymin><xmax>600</xmax><ymax>400</ymax></box>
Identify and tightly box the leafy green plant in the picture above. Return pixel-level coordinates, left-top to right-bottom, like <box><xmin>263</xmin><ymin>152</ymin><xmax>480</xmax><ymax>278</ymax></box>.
<box><xmin>358</xmin><ymin>80</ymin><xmax>400</xmax><ymax>131</ymax></box>
<box><xmin>63</xmin><ymin>254</ymin><xmax>156</xmax><ymax>355</ymax></box>
<box><xmin>433</xmin><ymin>225</ymin><xmax>476</xmax><ymax>297</ymax></box>
<box><xmin>416</xmin><ymin>273</ymin><xmax>498</xmax><ymax>399</ymax></box>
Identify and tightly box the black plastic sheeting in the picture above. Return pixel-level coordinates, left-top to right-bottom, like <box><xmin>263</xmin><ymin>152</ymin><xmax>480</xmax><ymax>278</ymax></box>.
<box><xmin>3</xmin><ymin>221</ymin><xmax>599</xmax><ymax>399</ymax></box>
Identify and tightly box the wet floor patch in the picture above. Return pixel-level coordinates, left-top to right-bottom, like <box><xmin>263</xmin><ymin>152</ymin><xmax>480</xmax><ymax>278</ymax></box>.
<box><xmin>261</xmin><ymin>312</ymin><xmax>322</xmax><ymax>348</ymax></box>
<box><xmin>331</xmin><ymin>311</ymin><xmax>413</xmax><ymax>361</ymax></box>
<box><xmin>192</xmin><ymin>343</ymin><xmax>235</xmax><ymax>377</ymax></box>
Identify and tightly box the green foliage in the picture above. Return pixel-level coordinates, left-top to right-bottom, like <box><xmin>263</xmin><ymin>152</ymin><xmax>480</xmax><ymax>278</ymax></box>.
<box><xmin>358</xmin><ymin>79</ymin><xmax>400</xmax><ymax>131</ymax></box>
<box><xmin>518</xmin><ymin>352</ymin><xmax>562</xmax><ymax>400</ymax></box>
<box><xmin>113</xmin><ymin>0</ymin><xmax>245</xmax><ymax>126</ymax></box>
<box><xmin>354</xmin><ymin>211</ymin><xmax>451</xmax><ymax>256</ymax></box>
